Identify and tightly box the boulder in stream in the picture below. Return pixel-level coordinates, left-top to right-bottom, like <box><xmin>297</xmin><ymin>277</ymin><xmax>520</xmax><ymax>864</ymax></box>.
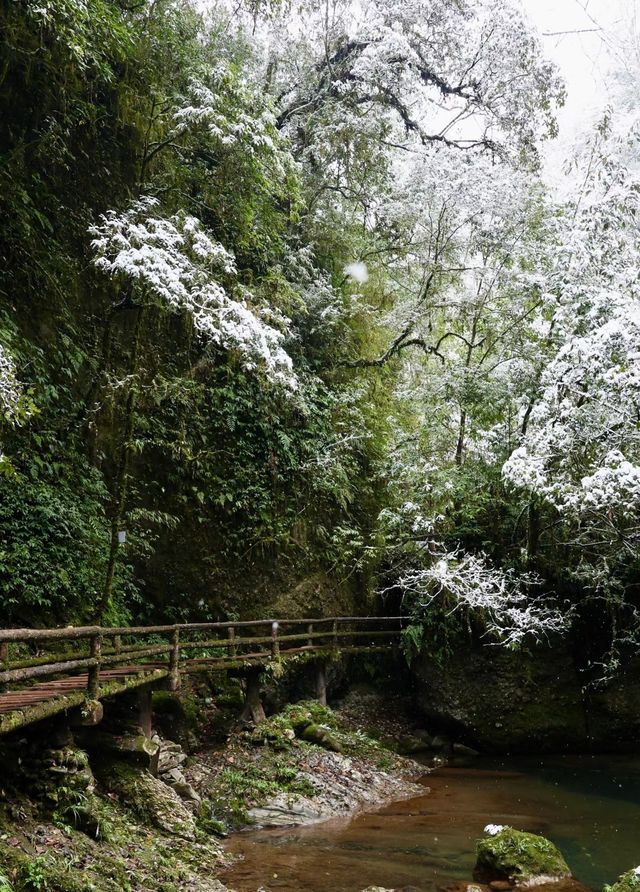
<box><xmin>475</xmin><ymin>825</ymin><xmax>571</xmax><ymax>884</ymax></box>
<box><xmin>604</xmin><ymin>867</ymin><xmax>640</xmax><ymax>892</ymax></box>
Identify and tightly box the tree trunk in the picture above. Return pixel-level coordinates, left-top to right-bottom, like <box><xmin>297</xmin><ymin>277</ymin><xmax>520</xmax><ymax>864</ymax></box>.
<box><xmin>96</xmin><ymin>306</ymin><xmax>145</xmax><ymax>621</ymax></box>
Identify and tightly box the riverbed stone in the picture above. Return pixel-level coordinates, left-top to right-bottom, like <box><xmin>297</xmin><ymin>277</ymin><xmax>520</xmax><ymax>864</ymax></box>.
<box><xmin>476</xmin><ymin>827</ymin><xmax>571</xmax><ymax>882</ymax></box>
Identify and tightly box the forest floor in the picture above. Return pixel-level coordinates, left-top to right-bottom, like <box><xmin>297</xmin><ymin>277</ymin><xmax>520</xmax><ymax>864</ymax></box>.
<box><xmin>0</xmin><ymin>686</ymin><xmax>433</xmax><ymax>892</ymax></box>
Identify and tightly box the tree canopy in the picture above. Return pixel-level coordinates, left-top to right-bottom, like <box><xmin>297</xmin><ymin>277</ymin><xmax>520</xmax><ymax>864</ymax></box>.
<box><xmin>1</xmin><ymin>0</ymin><xmax>638</xmax><ymax>682</ymax></box>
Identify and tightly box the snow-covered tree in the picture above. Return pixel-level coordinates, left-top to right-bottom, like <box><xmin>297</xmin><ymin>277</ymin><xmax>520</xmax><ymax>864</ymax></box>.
<box><xmin>504</xmin><ymin>122</ymin><xmax>640</xmax><ymax>546</ymax></box>
<box><xmin>0</xmin><ymin>343</ymin><xmax>28</xmax><ymax>468</ymax></box>
<box><xmin>397</xmin><ymin>548</ymin><xmax>569</xmax><ymax>650</ymax></box>
<box><xmin>267</xmin><ymin>0</ymin><xmax>563</xmax><ymax>162</ymax></box>
<box><xmin>0</xmin><ymin>345</ymin><xmax>21</xmax><ymax>422</ymax></box>
<box><xmin>90</xmin><ymin>198</ymin><xmax>297</xmax><ymax>389</ymax></box>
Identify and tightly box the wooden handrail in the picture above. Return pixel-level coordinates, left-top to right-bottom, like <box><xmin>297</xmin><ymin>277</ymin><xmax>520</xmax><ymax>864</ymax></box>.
<box><xmin>0</xmin><ymin>616</ymin><xmax>406</xmax><ymax>691</ymax></box>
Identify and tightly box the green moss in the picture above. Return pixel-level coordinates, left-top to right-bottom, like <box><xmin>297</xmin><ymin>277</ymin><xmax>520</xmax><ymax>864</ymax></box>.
<box><xmin>300</xmin><ymin>722</ymin><xmax>342</xmax><ymax>752</ymax></box>
<box><xmin>206</xmin><ymin>752</ymin><xmax>316</xmax><ymax>829</ymax></box>
<box><xmin>0</xmin><ymin>842</ymin><xmax>123</xmax><ymax>892</ymax></box>
<box><xmin>93</xmin><ymin>759</ymin><xmax>196</xmax><ymax>840</ymax></box>
<box><xmin>247</xmin><ymin>699</ymin><xmax>401</xmax><ymax>764</ymax></box>
<box><xmin>605</xmin><ymin>868</ymin><xmax>640</xmax><ymax>892</ymax></box>
<box><xmin>476</xmin><ymin>827</ymin><xmax>571</xmax><ymax>881</ymax></box>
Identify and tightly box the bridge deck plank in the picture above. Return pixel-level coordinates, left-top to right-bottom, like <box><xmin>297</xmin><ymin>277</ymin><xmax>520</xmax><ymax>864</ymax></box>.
<box><xmin>0</xmin><ymin>666</ymin><xmax>166</xmax><ymax>714</ymax></box>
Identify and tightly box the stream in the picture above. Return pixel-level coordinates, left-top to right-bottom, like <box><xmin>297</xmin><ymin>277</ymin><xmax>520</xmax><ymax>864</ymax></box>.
<box><xmin>222</xmin><ymin>755</ymin><xmax>640</xmax><ymax>892</ymax></box>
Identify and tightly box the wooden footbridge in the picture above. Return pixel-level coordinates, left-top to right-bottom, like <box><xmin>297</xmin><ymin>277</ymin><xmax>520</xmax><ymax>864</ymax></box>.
<box><xmin>0</xmin><ymin>617</ymin><xmax>405</xmax><ymax>735</ymax></box>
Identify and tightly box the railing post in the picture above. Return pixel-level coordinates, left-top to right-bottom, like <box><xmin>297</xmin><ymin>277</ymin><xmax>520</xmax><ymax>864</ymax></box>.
<box><xmin>113</xmin><ymin>635</ymin><xmax>122</xmax><ymax>654</ymax></box>
<box><xmin>168</xmin><ymin>627</ymin><xmax>180</xmax><ymax>691</ymax></box>
<box><xmin>228</xmin><ymin>626</ymin><xmax>237</xmax><ymax>658</ymax></box>
<box><xmin>307</xmin><ymin>623</ymin><xmax>313</xmax><ymax>648</ymax></box>
<box><xmin>0</xmin><ymin>642</ymin><xmax>8</xmax><ymax>668</ymax></box>
<box><xmin>332</xmin><ymin>619</ymin><xmax>338</xmax><ymax>652</ymax></box>
<box><xmin>87</xmin><ymin>632</ymin><xmax>102</xmax><ymax>699</ymax></box>
<box><xmin>271</xmin><ymin>621</ymin><xmax>280</xmax><ymax>659</ymax></box>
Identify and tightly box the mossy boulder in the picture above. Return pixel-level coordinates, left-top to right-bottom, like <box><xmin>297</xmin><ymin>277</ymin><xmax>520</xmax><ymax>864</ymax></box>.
<box><xmin>95</xmin><ymin>759</ymin><xmax>197</xmax><ymax>840</ymax></box>
<box><xmin>476</xmin><ymin>826</ymin><xmax>571</xmax><ymax>882</ymax></box>
<box><xmin>300</xmin><ymin>722</ymin><xmax>343</xmax><ymax>752</ymax></box>
<box><xmin>248</xmin><ymin>700</ymin><xmax>342</xmax><ymax>752</ymax></box>
<box><xmin>604</xmin><ymin>867</ymin><xmax>640</xmax><ymax>892</ymax></box>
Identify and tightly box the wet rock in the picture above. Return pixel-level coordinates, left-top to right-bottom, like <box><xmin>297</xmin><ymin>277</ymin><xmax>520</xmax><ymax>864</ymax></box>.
<box><xmin>453</xmin><ymin>743</ymin><xmax>480</xmax><ymax>757</ymax></box>
<box><xmin>490</xmin><ymin>881</ymin><xmax>513</xmax><ymax>891</ymax></box>
<box><xmin>430</xmin><ymin>735</ymin><xmax>452</xmax><ymax>752</ymax></box>
<box><xmin>440</xmin><ymin>883</ymin><xmax>491</xmax><ymax>892</ymax></box>
<box><xmin>245</xmin><ymin>748</ymin><xmax>423</xmax><ymax>828</ymax></box>
<box><xmin>516</xmin><ymin>880</ymin><xmax>591</xmax><ymax>892</ymax></box>
<box><xmin>476</xmin><ymin>827</ymin><xmax>571</xmax><ymax>883</ymax></box>
<box><xmin>396</xmin><ymin>735</ymin><xmax>432</xmax><ymax>755</ymax></box>
<box><xmin>361</xmin><ymin>887</ymin><xmax>396</xmax><ymax>892</ymax></box>
<box><xmin>248</xmin><ymin>796</ymin><xmax>334</xmax><ymax>826</ymax></box>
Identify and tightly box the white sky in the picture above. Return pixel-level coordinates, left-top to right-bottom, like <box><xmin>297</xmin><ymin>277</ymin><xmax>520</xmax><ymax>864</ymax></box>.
<box><xmin>522</xmin><ymin>0</ymin><xmax>631</xmax><ymax>136</ymax></box>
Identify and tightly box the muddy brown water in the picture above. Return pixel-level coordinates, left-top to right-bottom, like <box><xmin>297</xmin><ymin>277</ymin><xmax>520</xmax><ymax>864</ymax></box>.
<box><xmin>222</xmin><ymin>755</ymin><xmax>640</xmax><ymax>892</ymax></box>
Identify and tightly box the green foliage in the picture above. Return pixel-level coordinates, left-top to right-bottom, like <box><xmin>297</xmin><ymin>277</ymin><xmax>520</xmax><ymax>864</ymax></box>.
<box><xmin>604</xmin><ymin>868</ymin><xmax>640</xmax><ymax>892</ymax></box>
<box><xmin>0</xmin><ymin>0</ymin><xmax>389</xmax><ymax>623</ymax></box>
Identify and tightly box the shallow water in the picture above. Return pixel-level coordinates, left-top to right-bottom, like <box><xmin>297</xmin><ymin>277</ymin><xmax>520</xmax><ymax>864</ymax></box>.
<box><xmin>222</xmin><ymin>755</ymin><xmax>640</xmax><ymax>892</ymax></box>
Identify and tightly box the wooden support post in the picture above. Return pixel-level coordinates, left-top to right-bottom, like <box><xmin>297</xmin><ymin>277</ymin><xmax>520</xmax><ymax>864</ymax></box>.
<box><xmin>315</xmin><ymin>661</ymin><xmax>327</xmax><ymax>707</ymax></box>
<box><xmin>113</xmin><ymin>635</ymin><xmax>122</xmax><ymax>654</ymax></box>
<box><xmin>87</xmin><ymin>632</ymin><xmax>102</xmax><ymax>699</ymax></box>
<box><xmin>228</xmin><ymin>626</ymin><xmax>237</xmax><ymax>658</ymax></box>
<box><xmin>138</xmin><ymin>686</ymin><xmax>153</xmax><ymax>738</ymax></box>
<box><xmin>332</xmin><ymin>619</ymin><xmax>338</xmax><ymax>652</ymax></box>
<box><xmin>0</xmin><ymin>642</ymin><xmax>8</xmax><ymax>667</ymax></box>
<box><xmin>240</xmin><ymin>667</ymin><xmax>266</xmax><ymax>724</ymax></box>
<box><xmin>307</xmin><ymin>623</ymin><xmax>313</xmax><ymax>647</ymax></box>
<box><xmin>271</xmin><ymin>621</ymin><xmax>280</xmax><ymax>659</ymax></box>
<box><xmin>168</xmin><ymin>627</ymin><xmax>180</xmax><ymax>691</ymax></box>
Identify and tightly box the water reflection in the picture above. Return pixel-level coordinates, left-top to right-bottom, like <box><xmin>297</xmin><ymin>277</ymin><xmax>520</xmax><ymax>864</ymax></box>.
<box><xmin>223</xmin><ymin>756</ymin><xmax>640</xmax><ymax>892</ymax></box>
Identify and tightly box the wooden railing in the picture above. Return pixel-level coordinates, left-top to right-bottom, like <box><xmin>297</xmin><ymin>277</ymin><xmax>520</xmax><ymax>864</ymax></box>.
<box><xmin>0</xmin><ymin>616</ymin><xmax>405</xmax><ymax>702</ymax></box>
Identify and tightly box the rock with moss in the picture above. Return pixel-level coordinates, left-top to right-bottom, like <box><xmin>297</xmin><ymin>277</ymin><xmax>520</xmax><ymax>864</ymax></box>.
<box><xmin>95</xmin><ymin>759</ymin><xmax>197</xmax><ymax>840</ymax></box>
<box><xmin>476</xmin><ymin>826</ymin><xmax>571</xmax><ymax>882</ymax></box>
<box><xmin>605</xmin><ymin>867</ymin><xmax>640</xmax><ymax>892</ymax></box>
<box><xmin>300</xmin><ymin>722</ymin><xmax>343</xmax><ymax>752</ymax></box>
<box><xmin>248</xmin><ymin>701</ymin><xmax>343</xmax><ymax>753</ymax></box>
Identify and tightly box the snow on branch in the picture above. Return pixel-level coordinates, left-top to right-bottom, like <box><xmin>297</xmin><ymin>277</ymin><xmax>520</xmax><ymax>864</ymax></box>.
<box><xmin>89</xmin><ymin>198</ymin><xmax>297</xmax><ymax>389</ymax></box>
<box><xmin>397</xmin><ymin>549</ymin><xmax>570</xmax><ymax>647</ymax></box>
<box><xmin>0</xmin><ymin>345</ymin><xmax>23</xmax><ymax>422</ymax></box>
<box><xmin>0</xmin><ymin>343</ymin><xmax>27</xmax><ymax>465</ymax></box>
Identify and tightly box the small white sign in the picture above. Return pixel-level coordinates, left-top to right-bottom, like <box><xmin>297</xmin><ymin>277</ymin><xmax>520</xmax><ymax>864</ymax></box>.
<box><xmin>117</xmin><ymin>530</ymin><xmax>127</xmax><ymax>544</ymax></box>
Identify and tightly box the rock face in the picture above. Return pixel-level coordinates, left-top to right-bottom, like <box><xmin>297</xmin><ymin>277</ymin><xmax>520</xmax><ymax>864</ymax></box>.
<box><xmin>475</xmin><ymin>827</ymin><xmax>571</xmax><ymax>883</ymax></box>
<box><xmin>153</xmin><ymin>734</ymin><xmax>202</xmax><ymax>813</ymax></box>
<box><xmin>98</xmin><ymin>760</ymin><xmax>198</xmax><ymax>839</ymax></box>
<box><xmin>247</xmin><ymin>749</ymin><xmax>423</xmax><ymax>827</ymax></box>
<box><xmin>412</xmin><ymin>644</ymin><xmax>640</xmax><ymax>752</ymax></box>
